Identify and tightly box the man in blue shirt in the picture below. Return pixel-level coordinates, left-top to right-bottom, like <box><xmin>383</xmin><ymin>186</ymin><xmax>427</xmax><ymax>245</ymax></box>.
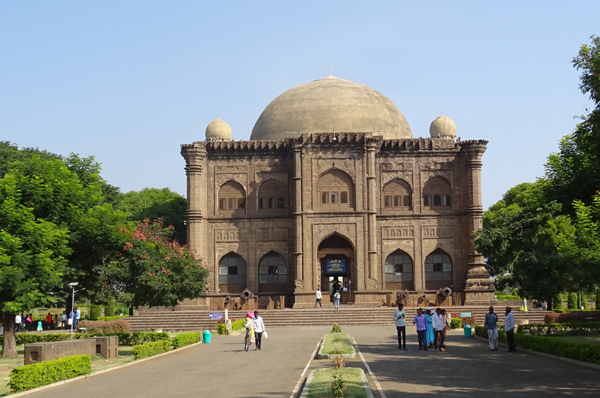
<box><xmin>74</xmin><ymin>308</ymin><xmax>81</xmax><ymax>330</ymax></box>
<box><xmin>412</xmin><ymin>308</ymin><xmax>428</xmax><ymax>351</ymax></box>
<box><xmin>484</xmin><ymin>306</ymin><xmax>499</xmax><ymax>351</ymax></box>
<box><xmin>505</xmin><ymin>306</ymin><xmax>517</xmax><ymax>352</ymax></box>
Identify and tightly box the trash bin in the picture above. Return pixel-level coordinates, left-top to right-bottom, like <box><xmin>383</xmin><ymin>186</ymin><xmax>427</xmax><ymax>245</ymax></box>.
<box><xmin>464</xmin><ymin>324</ymin><xmax>472</xmax><ymax>338</ymax></box>
<box><xmin>203</xmin><ymin>330</ymin><xmax>211</xmax><ymax>344</ymax></box>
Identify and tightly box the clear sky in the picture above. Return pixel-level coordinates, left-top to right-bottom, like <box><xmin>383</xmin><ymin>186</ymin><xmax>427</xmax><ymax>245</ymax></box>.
<box><xmin>1</xmin><ymin>1</ymin><xmax>598</xmax><ymax>209</ymax></box>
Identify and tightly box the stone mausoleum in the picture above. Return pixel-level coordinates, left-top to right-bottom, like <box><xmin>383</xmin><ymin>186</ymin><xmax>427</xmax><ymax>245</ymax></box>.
<box><xmin>180</xmin><ymin>75</ymin><xmax>494</xmax><ymax>309</ymax></box>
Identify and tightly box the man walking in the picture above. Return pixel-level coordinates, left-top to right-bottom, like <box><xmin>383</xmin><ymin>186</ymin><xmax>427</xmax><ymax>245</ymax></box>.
<box><xmin>74</xmin><ymin>307</ymin><xmax>81</xmax><ymax>330</ymax></box>
<box><xmin>412</xmin><ymin>308</ymin><xmax>427</xmax><ymax>350</ymax></box>
<box><xmin>432</xmin><ymin>307</ymin><xmax>445</xmax><ymax>352</ymax></box>
<box><xmin>334</xmin><ymin>291</ymin><xmax>341</xmax><ymax>310</ymax></box>
<box><xmin>14</xmin><ymin>314</ymin><xmax>21</xmax><ymax>333</ymax></box>
<box><xmin>393</xmin><ymin>303</ymin><xmax>407</xmax><ymax>350</ymax></box>
<box><xmin>314</xmin><ymin>289</ymin><xmax>322</xmax><ymax>308</ymax></box>
<box><xmin>252</xmin><ymin>311</ymin><xmax>266</xmax><ymax>350</ymax></box>
<box><xmin>484</xmin><ymin>306</ymin><xmax>499</xmax><ymax>351</ymax></box>
<box><xmin>505</xmin><ymin>306</ymin><xmax>517</xmax><ymax>353</ymax></box>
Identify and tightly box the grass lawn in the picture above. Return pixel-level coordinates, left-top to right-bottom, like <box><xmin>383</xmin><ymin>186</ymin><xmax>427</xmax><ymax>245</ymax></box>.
<box><xmin>321</xmin><ymin>332</ymin><xmax>355</xmax><ymax>355</ymax></box>
<box><xmin>556</xmin><ymin>336</ymin><xmax>600</xmax><ymax>344</ymax></box>
<box><xmin>0</xmin><ymin>345</ymin><xmax>135</xmax><ymax>395</ymax></box>
<box><xmin>307</xmin><ymin>368</ymin><xmax>366</xmax><ymax>398</ymax></box>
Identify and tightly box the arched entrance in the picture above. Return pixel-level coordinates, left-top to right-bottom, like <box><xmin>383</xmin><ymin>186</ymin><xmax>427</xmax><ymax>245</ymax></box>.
<box><xmin>317</xmin><ymin>234</ymin><xmax>354</xmax><ymax>304</ymax></box>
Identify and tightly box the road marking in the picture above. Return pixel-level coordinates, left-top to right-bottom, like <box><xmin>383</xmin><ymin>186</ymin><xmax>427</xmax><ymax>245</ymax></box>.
<box><xmin>353</xmin><ymin>337</ymin><xmax>387</xmax><ymax>398</ymax></box>
<box><xmin>289</xmin><ymin>338</ymin><xmax>322</xmax><ymax>398</ymax></box>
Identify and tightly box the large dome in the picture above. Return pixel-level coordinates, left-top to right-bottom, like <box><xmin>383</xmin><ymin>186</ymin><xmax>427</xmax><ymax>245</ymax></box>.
<box><xmin>250</xmin><ymin>76</ymin><xmax>413</xmax><ymax>141</ymax></box>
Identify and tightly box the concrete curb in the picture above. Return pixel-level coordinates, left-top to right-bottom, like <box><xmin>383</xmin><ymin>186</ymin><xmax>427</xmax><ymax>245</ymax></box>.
<box><xmin>472</xmin><ymin>335</ymin><xmax>600</xmax><ymax>370</ymax></box>
<box><xmin>299</xmin><ymin>368</ymin><xmax>374</xmax><ymax>398</ymax></box>
<box><xmin>4</xmin><ymin>340</ymin><xmax>205</xmax><ymax>397</ymax></box>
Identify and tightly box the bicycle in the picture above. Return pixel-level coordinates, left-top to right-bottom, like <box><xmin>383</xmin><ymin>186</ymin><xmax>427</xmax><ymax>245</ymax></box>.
<box><xmin>244</xmin><ymin>327</ymin><xmax>251</xmax><ymax>352</ymax></box>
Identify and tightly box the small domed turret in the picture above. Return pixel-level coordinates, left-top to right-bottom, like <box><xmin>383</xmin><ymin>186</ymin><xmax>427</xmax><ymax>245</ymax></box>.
<box><xmin>429</xmin><ymin>115</ymin><xmax>456</xmax><ymax>139</ymax></box>
<box><xmin>205</xmin><ymin>117</ymin><xmax>232</xmax><ymax>141</ymax></box>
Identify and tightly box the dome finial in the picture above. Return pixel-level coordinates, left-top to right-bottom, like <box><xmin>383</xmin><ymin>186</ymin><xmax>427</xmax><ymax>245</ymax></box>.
<box><xmin>217</xmin><ymin>113</ymin><xmax>220</xmax><ymax>119</ymax></box>
<box><xmin>329</xmin><ymin>65</ymin><xmax>332</xmax><ymax>76</ymax></box>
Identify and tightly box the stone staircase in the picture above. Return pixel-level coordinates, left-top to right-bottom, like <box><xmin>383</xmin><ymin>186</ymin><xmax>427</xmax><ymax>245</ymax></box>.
<box><xmin>126</xmin><ymin>306</ymin><xmax>547</xmax><ymax>332</ymax></box>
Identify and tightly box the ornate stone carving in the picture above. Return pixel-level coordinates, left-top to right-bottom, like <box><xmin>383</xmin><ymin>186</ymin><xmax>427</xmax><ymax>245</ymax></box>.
<box><xmin>421</xmin><ymin>170</ymin><xmax>452</xmax><ymax>185</ymax></box>
<box><xmin>313</xmin><ymin>158</ymin><xmax>355</xmax><ymax>179</ymax></box>
<box><xmin>314</xmin><ymin>223</ymin><xmax>356</xmax><ymax>246</ymax></box>
<box><xmin>215</xmin><ymin>229</ymin><xmax>248</xmax><ymax>242</ymax></box>
<box><xmin>216</xmin><ymin>165</ymin><xmax>248</xmax><ymax>173</ymax></box>
<box><xmin>382</xmin><ymin>226</ymin><xmax>414</xmax><ymax>239</ymax></box>
<box><xmin>257</xmin><ymin>228</ymin><xmax>289</xmax><ymax>241</ymax></box>
<box><xmin>381</xmin><ymin>171</ymin><xmax>414</xmax><ymax>187</ymax></box>
<box><xmin>256</xmin><ymin>172</ymin><xmax>288</xmax><ymax>186</ymax></box>
<box><xmin>215</xmin><ymin>173</ymin><xmax>248</xmax><ymax>189</ymax></box>
<box><xmin>422</xmin><ymin>226</ymin><xmax>454</xmax><ymax>239</ymax></box>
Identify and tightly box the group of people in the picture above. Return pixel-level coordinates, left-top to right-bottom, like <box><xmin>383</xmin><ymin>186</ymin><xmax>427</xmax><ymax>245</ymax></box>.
<box><xmin>244</xmin><ymin>310</ymin><xmax>267</xmax><ymax>350</ymax></box>
<box><xmin>484</xmin><ymin>305</ymin><xmax>517</xmax><ymax>353</ymax></box>
<box><xmin>13</xmin><ymin>308</ymin><xmax>82</xmax><ymax>333</ymax></box>
<box><xmin>394</xmin><ymin>303</ymin><xmax>451</xmax><ymax>352</ymax></box>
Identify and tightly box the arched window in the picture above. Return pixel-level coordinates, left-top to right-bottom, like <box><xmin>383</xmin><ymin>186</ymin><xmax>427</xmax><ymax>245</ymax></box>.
<box><xmin>218</xmin><ymin>253</ymin><xmax>247</xmax><ymax>293</ymax></box>
<box><xmin>383</xmin><ymin>179</ymin><xmax>412</xmax><ymax>211</ymax></box>
<box><xmin>422</xmin><ymin>177</ymin><xmax>451</xmax><ymax>210</ymax></box>
<box><xmin>259</xmin><ymin>252</ymin><xmax>287</xmax><ymax>292</ymax></box>
<box><xmin>424</xmin><ymin>249</ymin><xmax>452</xmax><ymax>290</ymax></box>
<box><xmin>316</xmin><ymin>169</ymin><xmax>354</xmax><ymax>210</ymax></box>
<box><xmin>385</xmin><ymin>250</ymin><xmax>413</xmax><ymax>290</ymax></box>
<box><xmin>258</xmin><ymin>180</ymin><xmax>287</xmax><ymax>212</ymax></box>
<box><xmin>218</xmin><ymin>181</ymin><xmax>246</xmax><ymax>214</ymax></box>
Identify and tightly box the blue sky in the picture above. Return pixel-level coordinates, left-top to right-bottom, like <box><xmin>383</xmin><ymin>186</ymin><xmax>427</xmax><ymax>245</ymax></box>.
<box><xmin>1</xmin><ymin>1</ymin><xmax>598</xmax><ymax>209</ymax></box>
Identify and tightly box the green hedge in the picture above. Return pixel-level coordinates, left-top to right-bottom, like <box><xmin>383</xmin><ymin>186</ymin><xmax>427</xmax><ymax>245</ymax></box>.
<box><xmin>495</xmin><ymin>295</ymin><xmax>520</xmax><ymax>301</ymax></box>
<box><xmin>0</xmin><ymin>331</ymin><xmax>170</xmax><ymax>347</ymax></box>
<box><xmin>105</xmin><ymin>298</ymin><xmax>116</xmax><ymax>317</ymax></box>
<box><xmin>172</xmin><ymin>332</ymin><xmax>202</xmax><ymax>349</ymax></box>
<box><xmin>217</xmin><ymin>323</ymin><xmax>227</xmax><ymax>335</ymax></box>
<box><xmin>9</xmin><ymin>354</ymin><xmax>91</xmax><ymax>392</ymax></box>
<box><xmin>517</xmin><ymin>322</ymin><xmax>600</xmax><ymax>336</ymax></box>
<box><xmin>568</xmin><ymin>293</ymin><xmax>578</xmax><ymax>310</ymax></box>
<box><xmin>97</xmin><ymin>315</ymin><xmax>129</xmax><ymax>321</ymax></box>
<box><xmin>450</xmin><ymin>318</ymin><xmax>462</xmax><ymax>329</ymax></box>
<box><xmin>132</xmin><ymin>340</ymin><xmax>171</xmax><ymax>359</ymax></box>
<box><xmin>475</xmin><ymin>326</ymin><xmax>600</xmax><ymax>365</ymax></box>
<box><xmin>232</xmin><ymin>319</ymin><xmax>246</xmax><ymax>332</ymax></box>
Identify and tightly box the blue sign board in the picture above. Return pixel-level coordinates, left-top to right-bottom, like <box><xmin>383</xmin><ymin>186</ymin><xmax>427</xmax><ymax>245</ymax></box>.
<box><xmin>325</xmin><ymin>259</ymin><xmax>347</xmax><ymax>274</ymax></box>
<box><xmin>209</xmin><ymin>312</ymin><xmax>223</xmax><ymax>320</ymax></box>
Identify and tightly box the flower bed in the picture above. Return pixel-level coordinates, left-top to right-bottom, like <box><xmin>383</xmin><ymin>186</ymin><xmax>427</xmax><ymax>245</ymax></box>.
<box><xmin>518</xmin><ymin>322</ymin><xmax>600</xmax><ymax>336</ymax></box>
<box><xmin>318</xmin><ymin>332</ymin><xmax>355</xmax><ymax>359</ymax></box>
<box><xmin>304</xmin><ymin>369</ymin><xmax>369</xmax><ymax>398</ymax></box>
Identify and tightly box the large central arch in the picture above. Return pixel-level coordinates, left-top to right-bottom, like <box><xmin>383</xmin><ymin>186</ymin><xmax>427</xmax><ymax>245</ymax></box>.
<box><xmin>317</xmin><ymin>233</ymin><xmax>355</xmax><ymax>304</ymax></box>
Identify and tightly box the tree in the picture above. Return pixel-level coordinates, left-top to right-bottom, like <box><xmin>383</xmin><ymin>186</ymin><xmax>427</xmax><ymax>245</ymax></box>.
<box><xmin>0</xmin><ymin>167</ymin><xmax>70</xmax><ymax>357</ymax></box>
<box><xmin>473</xmin><ymin>182</ymin><xmax>577</xmax><ymax>303</ymax></box>
<box><xmin>112</xmin><ymin>219</ymin><xmax>207</xmax><ymax>308</ymax></box>
<box><xmin>115</xmin><ymin>188</ymin><xmax>187</xmax><ymax>244</ymax></box>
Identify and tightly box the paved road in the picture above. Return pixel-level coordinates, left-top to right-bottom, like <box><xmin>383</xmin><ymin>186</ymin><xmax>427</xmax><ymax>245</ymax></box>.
<box><xmin>24</xmin><ymin>326</ymin><xmax>600</xmax><ymax>397</ymax></box>
<box><xmin>345</xmin><ymin>326</ymin><xmax>600</xmax><ymax>397</ymax></box>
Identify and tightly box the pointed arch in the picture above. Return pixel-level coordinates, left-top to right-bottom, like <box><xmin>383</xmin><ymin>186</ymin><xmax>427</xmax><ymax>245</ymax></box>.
<box><xmin>218</xmin><ymin>252</ymin><xmax>247</xmax><ymax>293</ymax></box>
<box><xmin>423</xmin><ymin>176</ymin><xmax>451</xmax><ymax>210</ymax></box>
<box><xmin>316</xmin><ymin>169</ymin><xmax>354</xmax><ymax>210</ymax></box>
<box><xmin>424</xmin><ymin>248</ymin><xmax>452</xmax><ymax>290</ymax></box>
<box><xmin>258</xmin><ymin>179</ymin><xmax>287</xmax><ymax>211</ymax></box>
<box><xmin>383</xmin><ymin>179</ymin><xmax>412</xmax><ymax>210</ymax></box>
<box><xmin>218</xmin><ymin>181</ymin><xmax>246</xmax><ymax>214</ymax></box>
<box><xmin>384</xmin><ymin>249</ymin><xmax>414</xmax><ymax>290</ymax></box>
<box><xmin>258</xmin><ymin>251</ymin><xmax>287</xmax><ymax>292</ymax></box>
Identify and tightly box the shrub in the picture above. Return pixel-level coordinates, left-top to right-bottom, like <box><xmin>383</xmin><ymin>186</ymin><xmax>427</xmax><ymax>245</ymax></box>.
<box><xmin>232</xmin><ymin>319</ymin><xmax>246</xmax><ymax>332</ymax></box>
<box><xmin>450</xmin><ymin>318</ymin><xmax>462</xmax><ymax>329</ymax></box>
<box><xmin>89</xmin><ymin>304</ymin><xmax>102</xmax><ymax>320</ymax></box>
<box><xmin>568</xmin><ymin>293</ymin><xmax>578</xmax><ymax>309</ymax></box>
<box><xmin>132</xmin><ymin>340</ymin><xmax>171</xmax><ymax>359</ymax></box>
<box><xmin>331</xmin><ymin>324</ymin><xmax>342</xmax><ymax>333</ymax></box>
<box><xmin>494</xmin><ymin>295</ymin><xmax>520</xmax><ymax>301</ymax></box>
<box><xmin>518</xmin><ymin>322</ymin><xmax>600</xmax><ymax>336</ymax></box>
<box><xmin>105</xmin><ymin>331</ymin><xmax>169</xmax><ymax>346</ymax></box>
<box><xmin>9</xmin><ymin>354</ymin><xmax>91</xmax><ymax>392</ymax></box>
<box><xmin>97</xmin><ymin>315</ymin><xmax>129</xmax><ymax>321</ymax></box>
<box><xmin>554</xmin><ymin>311</ymin><xmax>600</xmax><ymax>323</ymax></box>
<box><xmin>475</xmin><ymin>326</ymin><xmax>600</xmax><ymax>365</ymax></box>
<box><xmin>76</xmin><ymin>319</ymin><xmax>131</xmax><ymax>334</ymax></box>
<box><xmin>105</xmin><ymin>298</ymin><xmax>116</xmax><ymax>317</ymax></box>
<box><xmin>544</xmin><ymin>312</ymin><xmax>560</xmax><ymax>324</ymax></box>
<box><xmin>552</xmin><ymin>295</ymin><xmax>564</xmax><ymax>310</ymax></box>
<box><xmin>172</xmin><ymin>332</ymin><xmax>202</xmax><ymax>349</ymax></box>
<box><xmin>216</xmin><ymin>323</ymin><xmax>227</xmax><ymax>335</ymax></box>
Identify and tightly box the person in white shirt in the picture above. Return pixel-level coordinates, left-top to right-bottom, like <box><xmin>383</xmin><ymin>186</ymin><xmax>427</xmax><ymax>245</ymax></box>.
<box><xmin>432</xmin><ymin>308</ymin><xmax>445</xmax><ymax>352</ymax></box>
<box><xmin>252</xmin><ymin>311</ymin><xmax>266</xmax><ymax>350</ymax></box>
<box><xmin>393</xmin><ymin>303</ymin><xmax>407</xmax><ymax>350</ymax></box>
<box><xmin>334</xmin><ymin>291</ymin><xmax>341</xmax><ymax>310</ymax></box>
<box><xmin>314</xmin><ymin>289</ymin><xmax>322</xmax><ymax>308</ymax></box>
<box><xmin>342</xmin><ymin>286</ymin><xmax>348</xmax><ymax>292</ymax></box>
<box><xmin>505</xmin><ymin>306</ymin><xmax>517</xmax><ymax>353</ymax></box>
<box><xmin>14</xmin><ymin>314</ymin><xmax>21</xmax><ymax>333</ymax></box>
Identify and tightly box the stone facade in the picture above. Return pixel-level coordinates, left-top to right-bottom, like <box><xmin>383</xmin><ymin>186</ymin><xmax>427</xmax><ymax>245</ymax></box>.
<box><xmin>180</xmin><ymin>132</ymin><xmax>495</xmax><ymax>309</ymax></box>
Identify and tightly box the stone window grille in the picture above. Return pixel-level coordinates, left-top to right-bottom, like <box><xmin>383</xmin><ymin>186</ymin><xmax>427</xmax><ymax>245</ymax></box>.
<box><xmin>258</xmin><ymin>180</ymin><xmax>287</xmax><ymax>211</ymax></box>
<box><xmin>422</xmin><ymin>177</ymin><xmax>451</xmax><ymax>210</ymax></box>
<box><xmin>316</xmin><ymin>169</ymin><xmax>353</xmax><ymax>210</ymax></box>
<box><xmin>383</xmin><ymin>179</ymin><xmax>412</xmax><ymax>210</ymax></box>
<box><xmin>218</xmin><ymin>181</ymin><xmax>246</xmax><ymax>213</ymax></box>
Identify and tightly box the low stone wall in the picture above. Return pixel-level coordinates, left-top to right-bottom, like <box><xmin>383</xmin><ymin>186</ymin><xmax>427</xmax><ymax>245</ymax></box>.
<box><xmin>25</xmin><ymin>339</ymin><xmax>96</xmax><ymax>365</ymax></box>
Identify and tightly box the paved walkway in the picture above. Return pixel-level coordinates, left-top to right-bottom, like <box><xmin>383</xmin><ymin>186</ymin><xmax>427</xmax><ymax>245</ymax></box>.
<box><xmin>24</xmin><ymin>326</ymin><xmax>600</xmax><ymax>397</ymax></box>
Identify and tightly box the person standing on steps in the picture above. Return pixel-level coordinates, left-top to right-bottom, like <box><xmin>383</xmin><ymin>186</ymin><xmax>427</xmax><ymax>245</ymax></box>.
<box><xmin>394</xmin><ymin>302</ymin><xmax>407</xmax><ymax>350</ymax></box>
<box><xmin>413</xmin><ymin>308</ymin><xmax>428</xmax><ymax>350</ymax></box>
<box><xmin>334</xmin><ymin>291</ymin><xmax>341</xmax><ymax>309</ymax></box>
<box><xmin>314</xmin><ymin>289</ymin><xmax>322</xmax><ymax>308</ymax></box>
<box><xmin>484</xmin><ymin>306</ymin><xmax>499</xmax><ymax>351</ymax></box>
<box><xmin>505</xmin><ymin>306</ymin><xmax>517</xmax><ymax>353</ymax></box>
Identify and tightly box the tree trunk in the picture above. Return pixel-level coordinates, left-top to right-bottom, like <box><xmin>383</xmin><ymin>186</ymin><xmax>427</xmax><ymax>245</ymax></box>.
<box><xmin>1</xmin><ymin>312</ymin><xmax>18</xmax><ymax>358</ymax></box>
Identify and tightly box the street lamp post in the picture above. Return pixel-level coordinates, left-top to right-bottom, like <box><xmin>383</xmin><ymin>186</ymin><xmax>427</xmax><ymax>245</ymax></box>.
<box><xmin>69</xmin><ymin>282</ymin><xmax>79</xmax><ymax>333</ymax></box>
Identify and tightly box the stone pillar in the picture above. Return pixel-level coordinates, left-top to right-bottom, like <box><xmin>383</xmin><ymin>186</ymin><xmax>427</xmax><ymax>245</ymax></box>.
<box><xmin>181</xmin><ymin>144</ymin><xmax>211</xmax><ymax>291</ymax></box>
<box><xmin>292</xmin><ymin>143</ymin><xmax>305</xmax><ymax>293</ymax></box>
<box><xmin>461</xmin><ymin>140</ymin><xmax>495</xmax><ymax>304</ymax></box>
<box><xmin>366</xmin><ymin>137</ymin><xmax>378</xmax><ymax>290</ymax></box>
